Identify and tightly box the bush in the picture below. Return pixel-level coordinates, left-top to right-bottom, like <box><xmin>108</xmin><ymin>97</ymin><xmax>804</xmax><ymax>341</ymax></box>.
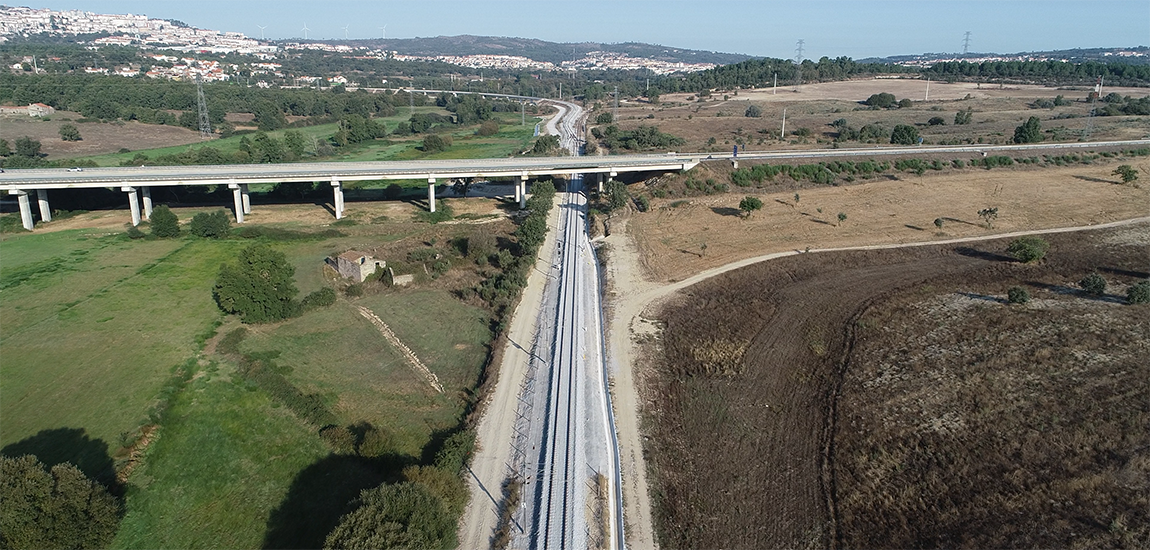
<box><xmin>125</xmin><ymin>225</ymin><xmax>145</xmax><ymax>239</ymax></box>
<box><xmin>1007</xmin><ymin>286</ymin><xmax>1030</xmax><ymax>304</ymax></box>
<box><xmin>1079</xmin><ymin>273</ymin><xmax>1106</xmax><ymax>295</ymax></box>
<box><xmin>1013</xmin><ymin>116</ymin><xmax>1043</xmax><ymax>143</ymax></box>
<box><xmin>301</xmin><ymin>287</ymin><xmax>337</xmax><ymax>309</ymax></box>
<box><xmin>1006</xmin><ymin>236</ymin><xmax>1049</xmax><ymax>263</ymax></box>
<box><xmin>189</xmin><ymin>209</ymin><xmax>231</xmax><ymax>238</ymax></box>
<box><xmin>58</xmin><ymin>124</ymin><xmax>82</xmax><ymax>141</ymax></box>
<box><xmin>422</xmin><ymin>134</ymin><xmax>452</xmax><ymax>153</ymax></box>
<box><xmin>213</xmin><ymin>244</ymin><xmax>300</xmax><ymax>323</ymax></box>
<box><xmin>149</xmin><ymin>205</ymin><xmax>179</xmax><ymax>238</ymax></box>
<box><xmin>928</xmin><ymin>116</ymin><xmax>946</xmax><ymax>126</ymax></box>
<box><xmin>738</xmin><ymin>196</ymin><xmax>763</xmax><ymax>217</ymax></box>
<box><xmin>434</xmin><ymin>430</ymin><xmax>476</xmax><ymax>473</ymax></box>
<box><xmin>744</xmin><ymin>105</ymin><xmax>763</xmax><ymax>118</ymax></box>
<box><xmin>0</xmin><ymin>455</ymin><xmax>122</xmax><ymax>550</ymax></box>
<box><xmin>595</xmin><ymin>112</ymin><xmax>613</xmax><ymax>124</ymax></box>
<box><xmin>476</xmin><ymin>119</ymin><xmax>499</xmax><ymax>136</ymax></box>
<box><xmin>323</xmin><ymin>482</ymin><xmax>455</xmax><ymax>550</ymax></box>
<box><xmin>890</xmin><ymin>124</ymin><xmax>920</xmax><ymax>145</ymax></box>
<box><xmin>864</xmin><ymin>92</ymin><xmax>897</xmax><ymax>108</ymax></box>
<box><xmin>1127</xmin><ymin>280</ymin><xmax>1150</xmax><ymax>304</ymax></box>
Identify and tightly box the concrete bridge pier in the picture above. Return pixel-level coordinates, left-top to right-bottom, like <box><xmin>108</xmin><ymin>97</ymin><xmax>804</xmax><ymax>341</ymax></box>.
<box><xmin>428</xmin><ymin>178</ymin><xmax>437</xmax><ymax>213</ymax></box>
<box><xmin>122</xmin><ymin>186</ymin><xmax>141</xmax><ymax>226</ymax></box>
<box><xmin>36</xmin><ymin>189</ymin><xmax>51</xmax><ymax>223</ymax></box>
<box><xmin>228</xmin><ymin>183</ymin><xmax>244</xmax><ymax>223</ymax></box>
<box><xmin>9</xmin><ymin>190</ymin><xmax>34</xmax><ymax>230</ymax></box>
<box><xmin>140</xmin><ymin>186</ymin><xmax>152</xmax><ymax>220</ymax></box>
<box><xmin>241</xmin><ymin>184</ymin><xmax>252</xmax><ymax>215</ymax></box>
<box><xmin>330</xmin><ymin>179</ymin><xmax>344</xmax><ymax>219</ymax></box>
<box><xmin>519</xmin><ymin>174</ymin><xmax>528</xmax><ymax>209</ymax></box>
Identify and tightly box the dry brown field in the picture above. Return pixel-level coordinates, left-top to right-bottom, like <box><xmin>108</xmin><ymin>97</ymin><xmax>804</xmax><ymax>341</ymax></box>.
<box><xmin>0</xmin><ymin>111</ymin><xmax>202</xmax><ymax>157</ymax></box>
<box><xmin>639</xmin><ymin>224</ymin><xmax>1149</xmax><ymax>549</ymax></box>
<box><xmin>623</xmin><ymin>158</ymin><xmax>1150</xmax><ymax>283</ymax></box>
<box><xmin>595</xmin><ymin>80</ymin><xmax>1150</xmax><ymax>153</ymax></box>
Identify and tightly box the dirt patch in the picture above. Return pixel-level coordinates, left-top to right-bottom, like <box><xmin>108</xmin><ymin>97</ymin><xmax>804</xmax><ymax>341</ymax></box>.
<box><xmin>639</xmin><ymin>224</ymin><xmax>1149</xmax><ymax>549</ymax></box>
<box><xmin>0</xmin><ymin>112</ymin><xmax>203</xmax><ymax>158</ymax></box>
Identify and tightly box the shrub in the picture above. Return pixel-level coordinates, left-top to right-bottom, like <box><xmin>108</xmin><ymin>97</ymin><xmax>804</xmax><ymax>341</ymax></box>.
<box><xmin>476</xmin><ymin>119</ymin><xmax>499</xmax><ymax>136</ymax></box>
<box><xmin>1079</xmin><ymin>273</ymin><xmax>1107</xmax><ymax>295</ymax></box>
<box><xmin>864</xmin><ymin>92</ymin><xmax>897</xmax><ymax>108</ymax></box>
<box><xmin>323</xmin><ymin>482</ymin><xmax>455</xmax><ymax>550</ymax></box>
<box><xmin>58</xmin><ymin>124</ymin><xmax>82</xmax><ymax>141</ymax></box>
<box><xmin>301</xmin><ymin>287</ymin><xmax>337</xmax><ymax>309</ymax></box>
<box><xmin>0</xmin><ymin>455</ymin><xmax>122</xmax><ymax>550</ymax></box>
<box><xmin>1127</xmin><ymin>280</ymin><xmax>1150</xmax><ymax>304</ymax></box>
<box><xmin>1013</xmin><ymin>116</ymin><xmax>1043</xmax><ymax>143</ymax></box>
<box><xmin>213</xmin><ymin>244</ymin><xmax>300</xmax><ymax>323</ymax></box>
<box><xmin>928</xmin><ymin>116</ymin><xmax>946</xmax><ymax>126</ymax></box>
<box><xmin>595</xmin><ymin>112</ymin><xmax>613</xmax><ymax>124</ymax></box>
<box><xmin>344</xmin><ymin>283</ymin><xmax>364</xmax><ymax>297</ymax></box>
<box><xmin>1006</xmin><ymin>236</ymin><xmax>1048</xmax><ymax>263</ymax></box>
<box><xmin>422</xmin><ymin>134</ymin><xmax>452</xmax><ymax>153</ymax></box>
<box><xmin>434</xmin><ymin>430</ymin><xmax>476</xmax><ymax>473</ymax></box>
<box><xmin>189</xmin><ymin>209</ymin><xmax>231</xmax><ymax>238</ymax></box>
<box><xmin>744</xmin><ymin>105</ymin><xmax>763</xmax><ymax>118</ymax></box>
<box><xmin>149</xmin><ymin>205</ymin><xmax>179</xmax><ymax>238</ymax></box>
<box><xmin>890</xmin><ymin>125</ymin><xmax>920</xmax><ymax>145</ymax></box>
<box><xmin>738</xmin><ymin>196</ymin><xmax>763</xmax><ymax>218</ymax></box>
<box><xmin>1007</xmin><ymin>286</ymin><xmax>1030</xmax><ymax>304</ymax></box>
<box><xmin>125</xmin><ymin>225</ymin><xmax>145</xmax><ymax>239</ymax></box>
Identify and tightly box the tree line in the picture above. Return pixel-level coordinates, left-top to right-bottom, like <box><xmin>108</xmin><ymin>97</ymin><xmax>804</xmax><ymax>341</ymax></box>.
<box><xmin>923</xmin><ymin>59</ymin><xmax>1150</xmax><ymax>86</ymax></box>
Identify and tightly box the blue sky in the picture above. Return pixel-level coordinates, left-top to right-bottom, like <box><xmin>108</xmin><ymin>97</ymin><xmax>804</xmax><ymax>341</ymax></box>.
<box><xmin>16</xmin><ymin>0</ymin><xmax>1150</xmax><ymax>58</ymax></box>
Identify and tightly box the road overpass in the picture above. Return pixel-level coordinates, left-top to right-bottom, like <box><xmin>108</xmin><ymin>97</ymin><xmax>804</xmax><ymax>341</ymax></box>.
<box><xmin>3</xmin><ymin>139</ymin><xmax>1147</xmax><ymax>230</ymax></box>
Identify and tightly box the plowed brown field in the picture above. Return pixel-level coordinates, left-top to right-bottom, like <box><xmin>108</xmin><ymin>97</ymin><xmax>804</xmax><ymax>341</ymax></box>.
<box><xmin>640</xmin><ymin>224</ymin><xmax>1149</xmax><ymax>549</ymax></box>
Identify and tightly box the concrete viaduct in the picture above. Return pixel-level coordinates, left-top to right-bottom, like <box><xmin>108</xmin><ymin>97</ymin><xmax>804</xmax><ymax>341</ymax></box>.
<box><xmin>4</xmin><ymin>139</ymin><xmax>1147</xmax><ymax>230</ymax></box>
<box><xmin>0</xmin><ymin>154</ymin><xmax>698</xmax><ymax>230</ymax></box>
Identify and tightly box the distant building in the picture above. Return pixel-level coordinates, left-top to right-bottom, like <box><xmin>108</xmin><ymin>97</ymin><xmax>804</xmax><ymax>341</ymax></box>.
<box><xmin>27</xmin><ymin>103</ymin><xmax>54</xmax><ymax>117</ymax></box>
<box><xmin>0</xmin><ymin>105</ymin><xmax>28</xmax><ymax>115</ymax></box>
<box><xmin>329</xmin><ymin>251</ymin><xmax>385</xmax><ymax>283</ymax></box>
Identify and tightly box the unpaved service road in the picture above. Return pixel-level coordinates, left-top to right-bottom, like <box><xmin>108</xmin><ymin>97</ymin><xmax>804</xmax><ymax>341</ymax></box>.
<box><xmin>638</xmin><ymin>223</ymin><xmax>1150</xmax><ymax>549</ymax></box>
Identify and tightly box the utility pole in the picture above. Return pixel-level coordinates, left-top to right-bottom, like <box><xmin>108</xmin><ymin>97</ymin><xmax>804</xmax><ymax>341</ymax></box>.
<box><xmin>613</xmin><ymin>86</ymin><xmax>619</xmax><ymax>121</ymax></box>
<box><xmin>773</xmin><ymin>72</ymin><xmax>777</xmax><ymax>95</ymax></box>
<box><xmin>196</xmin><ymin>74</ymin><xmax>212</xmax><ymax>139</ymax></box>
<box><xmin>794</xmin><ymin>39</ymin><xmax>805</xmax><ymax>89</ymax></box>
<box><xmin>522</xmin><ymin>101</ymin><xmax>526</xmax><ymax>126</ymax></box>
<box><xmin>780</xmin><ymin>108</ymin><xmax>786</xmax><ymax>139</ymax></box>
<box><xmin>925</xmin><ymin>77</ymin><xmax>930</xmax><ymax>101</ymax></box>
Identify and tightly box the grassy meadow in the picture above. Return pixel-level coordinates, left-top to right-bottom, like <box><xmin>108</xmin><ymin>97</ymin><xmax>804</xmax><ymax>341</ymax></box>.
<box><xmin>0</xmin><ymin>207</ymin><xmax>505</xmax><ymax>548</ymax></box>
<box><xmin>66</xmin><ymin>109</ymin><xmax>541</xmax><ymax>167</ymax></box>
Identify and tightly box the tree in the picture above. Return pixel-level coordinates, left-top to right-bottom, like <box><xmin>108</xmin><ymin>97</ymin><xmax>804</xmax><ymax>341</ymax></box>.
<box><xmin>595</xmin><ymin>112</ymin><xmax>613</xmax><ymax>124</ymax></box>
<box><xmin>0</xmin><ymin>455</ymin><xmax>122</xmax><ymax>550</ymax></box>
<box><xmin>1013</xmin><ymin>116</ymin><xmax>1043</xmax><ymax>143</ymax></box>
<box><xmin>1079</xmin><ymin>273</ymin><xmax>1107</xmax><ymax>295</ymax></box>
<box><xmin>1127</xmin><ymin>280</ymin><xmax>1150</xmax><ymax>304</ymax></box>
<box><xmin>422</xmin><ymin>134</ymin><xmax>452</xmax><ymax>153</ymax></box>
<box><xmin>954</xmin><ymin>108</ymin><xmax>973</xmax><ymax>125</ymax></box>
<box><xmin>58</xmin><ymin>124</ymin><xmax>82</xmax><ymax>141</ymax></box>
<box><xmin>323</xmin><ymin>482</ymin><xmax>456</xmax><ymax>550</ymax></box>
<box><xmin>934</xmin><ymin>218</ymin><xmax>944</xmax><ymax>230</ymax></box>
<box><xmin>744</xmin><ymin>105</ymin><xmax>763</xmax><ymax>118</ymax></box>
<box><xmin>149</xmin><ymin>205</ymin><xmax>179</xmax><ymax>238</ymax></box>
<box><xmin>0</xmin><ymin>138</ymin><xmax>9</xmax><ymax>156</ymax></box>
<box><xmin>1006</xmin><ymin>236</ymin><xmax>1049</xmax><ymax>263</ymax></box>
<box><xmin>837</xmin><ymin>212</ymin><xmax>847</xmax><ymax>226</ymax></box>
<box><xmin>14</xmin><ymin>136</ymin><xmax>41</xmax><ymax>158</ymax></box>
<box><xmin>283</xmin><ymin>130</ymin><xmax>306</xmax><ymax>159</ymax></box>
<box><xmin>739</xmin><ymin>196</ymin><xmax>763</xmax><ymax>218</ymax></box>
<box><xmin>978</xmin><ymin>207</ymin><xmax>999</xmax><ymax>228</ymax></box>
<box><xmin>1113</xmin><ymin>164</ymin><xmax>1138</xmax><ymax>184</ymax></box>
<box><xmin>864</xmin><ymin>92</ymin><xmax>897</xmax><ymax>108</ymax></box>
<box><xmin>890</xmin><ymin>125</ymin><xmax>920</xmax><ymax>145</ymax></box>
<box><xmin>213</xmin><ymin>243</ymin><xmax>300</xmax><ymax>323</ymax></box>
<box><xmin>1007</xmin><ymin>286</ymin><xmax>1030</xmax><ymax>304</ymax></box>
<box><xmin>898</xmin><ymin>98</ymin><xmax>913</xmax><ymax>109</ymax></box>
<box><xmin>531</xmin><ymin>134</ymin><xmax>560</xmax><ymax>155</ymax></box>
<box><xmin>189</xmin><ymin>209</ymin><xmax>231</xmax><ymax>238</ymax></box>
<box><xmin>606</xmin><ymin>180</ymin><xmax>629</xmax><ymax>211</ymax></box>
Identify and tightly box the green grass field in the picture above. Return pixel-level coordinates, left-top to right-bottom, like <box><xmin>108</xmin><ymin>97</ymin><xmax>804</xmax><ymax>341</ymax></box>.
<box><xmin>1</xmin><ymin>215</ymin><xmax>500</xmax><ymax>548</ymax></box>
<box><xmin>68</xmin><ymin>110</ymin><xmax>540</xmax><ymax>167</ymax></box>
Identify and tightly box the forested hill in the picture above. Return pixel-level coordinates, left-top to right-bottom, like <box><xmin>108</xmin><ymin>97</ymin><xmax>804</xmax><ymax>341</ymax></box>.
<box><xmin>655</xmin><ymin>56</ymin><xmax>916</xmax><ymax>93</ymax></box>
<box><xmin>314</xmin><ymin>35</ymin><xmax>751</xmax><ymax>66</ymax></box>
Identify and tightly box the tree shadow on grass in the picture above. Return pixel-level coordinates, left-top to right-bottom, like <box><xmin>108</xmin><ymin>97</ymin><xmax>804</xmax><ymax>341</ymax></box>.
<box><xmin>710</xmin><ymin>207</ymin><xmax>743</xmax><ymax>217</ymax></box>
<box><xmin>261</xmin><ymin>452</ymin><xmax>413</xmax><ymax>550</ymax></box>
<box><xmin>1</xmin><ymin>427</ymin><xmax>121</xmax><ymax>496</ymax></box>
<box><xmin>955</xmin><ymin>246</ymin><xmax>1016</xmax><ymax>263</ymax></box>
<box><xmin>1100</xmin><ymin>266</ymin><xmax>1150</xmax><ymax>279</ymax></box>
